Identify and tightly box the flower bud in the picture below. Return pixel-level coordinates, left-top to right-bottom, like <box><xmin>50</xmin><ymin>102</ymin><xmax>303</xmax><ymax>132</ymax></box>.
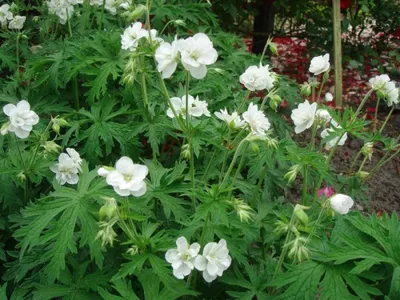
<box><xmin>264</xmin><ymin>136</ymin><xmax>278</xmax><ymax>149</ymax></box>
<box><xmin>42</xmin><ymin>141</ymin><xmax>61</xmax><ymax>154</ymax></box>
<box><xmin>269</xmin><ymin>42</ymin><xmax>278</xmax><ymax>55</ymax></box>
<box><xmin>270</xmin><ymin>94</ymin><xmax>282</xmax><ymax>111</ymax></box>
<box><xmin>17</xmin><ymin>171</ymin><xmax>26</xmax><ymax>182</ymax></box>
<box><xmin>323</xmin><ymin>69</ymin><xmax>330</xmax><ymax>82</ymax></box>
<box><xmin>284</xmin><ymin>164</ymin><xmax>302</xmax><ymax>183</ymax></box>
<box><xmin>377</xmin><ymin>90</ymin><xmax>385</xmax><ymax>99</ymax></box>
<box><xmin>180</xmin><ymin>144</ymin><xmax>191</xmax><ymax>160</ymax></box>
<box><xmin>229</xmin><ymin>198</ymin><xmax>254</xmax><ymax>223</ymax></box>
<box><xmin>127</xmin><ymin>245</ymin><xmax>139</xmax><ymax>255</ymax></box>
<box><xmin>96</xmin><ymin>220</ymin><xmax>118</xmax><ymax>247</ymax></box>
<box><xmin>99</xmin><ymin>197</ymin><xmax>118</xmax><ymax>220</ymax></box>
<box><xmin>356</xmin><ymin>171</ymin><xmax>369</xmax><ymax>180</ymax></box>
<box><xmin>249</xmin><ymin>141</ymin><xmax>259</xmax><ymax>153</ymax></box>
<box><xmin>274</xmin><ymin>220</ymin><xmax>289</xmax><ymax>235</ymax></box>
<box><xmin>122</xmin><ymin>4</ymin><xmax>147</xmax><ymax>21</ymax></box>
<box><xmin>52</xmin><ymin>123</ymin><xmax>60</xmax><ymax>134</ymax></box>
<box><xmin>287</xmin><ymin>236</ymin><xmax>309</xmax><ymax>262</ymax></box>
<box><xmin>174</xmin><ymin>19</ymin><xmax>186</xmax><ymax>26</ymax></box>
<box><xmin>294</xmin><ymin>204</ymin><xmax>309</xmax><ymax>225</ymax></box>
<box><xmin>300</xmin><ymin>83</ymin><xmax>311</xmax><ymax>97</ymax></box>
<box><xmin>1</xmin><ymin>122</ymin><xmax>9</xmax><ymax>135</ymax></box>
<box><xmin>361</xmin><ymin>142</ymin><xmax>374</xmax><ymax>160</ymax></box>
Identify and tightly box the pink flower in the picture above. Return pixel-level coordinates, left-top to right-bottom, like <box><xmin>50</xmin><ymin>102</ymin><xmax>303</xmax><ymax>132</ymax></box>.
<box><xmin>318</xmin><ymin>187</ymin><xmax>335</xmax><ymax>198</ymax></box>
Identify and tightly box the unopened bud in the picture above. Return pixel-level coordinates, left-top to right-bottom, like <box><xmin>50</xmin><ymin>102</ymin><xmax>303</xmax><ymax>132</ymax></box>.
<box><xmin>42</xmin><ymin>141</ymin><xmax>61</xmax><ymax>154</ymax></box>
<box><xmin>122</xmin><ymin>4</ymin><xmax>146</xmax><ymax>21</ymax></box>
<box><xmin>284</xmin><ymin>165</ymin><xmax>302</xmax><ymax>183</ymax></box>
<box><xmin>174</xmin><ymin>19</ymin><xmax>186</xmax><ymax>26</ymax></box>
<box><xmin>180</xmin><ymin>144</ymin><xmax>191</xmax><ymax>160</ymax></box>
<box><xmin>323</xmin><ymin>69</ymin><xmax>330</xmax><ymax>82</ymax></box>
<box><xmin>361</xmin><ymin>142</ymin><xmax>373</xmax><ymax>160</ymax></box>
<box><xmin>99</xmin><ymin>197</ymin><xmax>118</xmax><ymax>220</ymax></box>
<box><xmin>269</xmin><ymin>42</ymin><xmax>278</xmax><ymax>55</ymax></box>
<box><xmin>17</xmin><ymin>171</ymin><xmax>26</xmax><ymax>182</ymax></box>
<box><xmin>249</xmin><ymin>141</ymin><xmax>259</xmax><ymax>153</ymax></box>
<box><xmin>1</xmin><ymin>123</ymin><xmax>9</xmax><ymax>135</ymax></box>
<box><xmin>294</xmin><ymin>204</ymin><xmax>309</xmax><ymax>225</ymax></box>
<box><xmin>300</xmin><ymin>83</ymin><xmax>311</xmax><ymax>97</ymax></box>
<box><xmin>270</xmin><ymin>94</ymin><xmax>282</xmax><ymax>111</ymax></box>
<box><xmin>357</xmin><ymin>171</ymin><xmax>369</xmax><ymax>180</ymax></box>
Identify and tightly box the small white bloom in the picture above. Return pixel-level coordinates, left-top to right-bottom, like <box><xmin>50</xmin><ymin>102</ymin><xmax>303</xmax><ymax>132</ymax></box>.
<box><xmin>321</xmin><ymin>120</ymin><xmax>347</xmax><ymax>150</ymax></box>
<box><xmin>119</xmin><ymin>0</ymin><xmax>131</xmax><ymax>9</ymax></box>
<box><xmin>2</xmin><ymin>100</ymin><xmax>39</xmax><ymax>139</ymax></box>
<box><xmin>315</xmin><ymin>109</ymin><xmax>331</xmax><ymax>124</ymax></box>
<box><xmin>104</xmin><ymin>0</ymin><xmax>117</xmax><ymax>14</ymax></box>
<box><xmin>8</xmin><ymin>15</ymin><xmax>26</xmax><ymax>30</ymax></box>
<box><xmin>242</xmin><ymin>103</ymin><xmax>271</xmax><ymax>139</ymax></box>
<box><xmin>67</xmin><ymin>0</ymin><xmax>83</xmax><ymax>5</ymax></box>
<box><xmin>50</xmin><ymin>149</ymin><xmax>82</xmax><ymax>185</ymax></box>
<box><xmin>165</xmin><ymin>237</ymin><xmax>200</xmax><ymax>279</ymax></box>
<box><xmin>214</xmin><ymin>108</ymin><xmax>245</xmax><ymax>129</ymax></box>
<box><xmin>194</xmin><ymin>239</ymin><xmax>232</xmax><ymax>283</ymax></box>
<box><xmin>47</xmin><ymin>0</ymin><xmax>74</xmax><ymax>25</ymax></box>
<box><xmin>155</xmin><ymin>37</ymin><xmax>180</xmax><ymax>79</ymax></box>
<box><xmin>121</xmin><ymin>22</ymin><xmax>147</xmax><ymax>51</ymax></box>
<box><xmin>325</xmin><ymin>92</ymin><xmax>333</xmax><ymax>102</ymax></box>
<box><xmin>239</xmin><ymin>65</ymin><xmax>275</xmax><ymax>91</ymax></box>
<box><xmin>177</xmin><ymin>33</ymin><xmax>218</xmax><ymax>79</ymax></box>
<box><xmin>329</xmin><ymin>194</ymin><xmax>354</xmax><ymax>214</ymax></box>
<box><xmin>166</xmin><ymin>95</ymin><xmax>210</xmax><ymax>119</ymax></box>
<box><xmin>104</xmin><ymin>156</ymin><xmax>148</xmax><ymax>197</ymax></box>
<box><xmin>309</xmin><ymin>53</ymin><xmax>330</xmax><ymax>75</ymax></box>
<box><xmin>382</xmin><ymin>81</ymin><xmax>399</xmax><ymax>107</ymax></box>
<box><xmin>0</xmin><ymin>4</ymin><xmax>13</xmax><ymax>25</ymax></box>
<box><xmin>290</xmin><ymin>100</ymin><xmax>317</xmax><ymax>134</ymax></box>
<box><xmin>369</xmin><ymin>74</ymin><xmax>390</xmax><ymax>90</ymax></box>
<box><xmin>97</xmin><ymin>167</ymin><xmax>112</xmax><ymax>177</ymax></box>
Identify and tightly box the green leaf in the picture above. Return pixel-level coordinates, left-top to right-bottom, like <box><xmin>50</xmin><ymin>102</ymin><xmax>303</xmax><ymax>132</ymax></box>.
<box><xmin>389</xmin><ymin>267</ymin><xmax>400</xmax><ymax>299</ymax></box>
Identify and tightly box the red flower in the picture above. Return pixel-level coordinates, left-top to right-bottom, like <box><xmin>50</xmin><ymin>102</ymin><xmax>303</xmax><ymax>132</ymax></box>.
<box><xmin>340</xmin><ymin>0</ymin><xmax>351</xmax><ymax>10</ymax></box>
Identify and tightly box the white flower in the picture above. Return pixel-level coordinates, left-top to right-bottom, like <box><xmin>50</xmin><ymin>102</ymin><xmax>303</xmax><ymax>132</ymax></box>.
<box><xmin>325</xmin><ymin>92</ymin><xmax>333</xmax><ymax>102</ymax></box>
<box><xmin>315</xmin><ymin>109</ymin><xmax>331</xmax><ymax>124</ymax></box>
<box><xmin>119</xmin><ymin>0</ymin><xmax>131</xmax><ymax>9</ymax></box>
<box><xmin>0</xmin><ymin>4</ymin><xmax>13</xmax><ymax>25</ymax></box>
<box><xmin>166</xmin><ymin>95</ymin><xmax>210</xmax><ymax>119</ymax></box>
<box><xmin>239</xmin><ymin>65</ymin><xmax>275</xmax><ymax>91</ymax></box>
<box><xmin>155</xmin><ymin>37</ymin><xmax>180</xmax><ymax>79</ymax></box>
<box><xmin>165</xmin><ymin>237</ymin><xmax>200</xmax><ymax>279</ymax></box>
<box><xmin>67</xmin><ymin>0</ymin><xmax>83</xmax><ymax>5</ymax></box>
<box><xmin>47</xmin><ymin>0</ymin><xmax>74</xmax><ymax>25</ymax></box>
<box><xmin>104</xmin><ymin>156</ymin><xmax>148</xmax><ymax>197</ymax></box>
<box><xmin>290</xmin><ymin>100</ymin><xmax>317</xmax><ymax>134</ymax></box>
<box><xmin>8</xmin><ymin>15</ymin><xmax>26</xmax><ymax>30</ymax></box>
<box><xmin>369</xmin><ymin>74</ymin><xmax>390</xmax><ymax>90</ymax></box>
<box><xmin>321</xmin><ymin>120</ymin><xmax>347</xmax><ymax>150</ymax></box>
<box><xmin>121</xmin><ymin>22</ymin><xmax>146</xmax><ymax>51</ymax></box>
<box><xmin>329</xmin><ymin>194</ymin><xmax>354</xmax><ymax>214</ymax></box>
<box><xmin>104</xmin><ymin>0</ymin><xmax>117</xmax><ymax>14</ymax></box>
<box><xmin>309</xmin><ymin>54</ymin><xmax>330</xmax><ymax>75</ymax></box>
<box><xmin>2</xmin><ymin>100</ymin><xmax>39</xmax><ymax>139</ymax></box>
<box><xmin>89</xmin><ymin>0</ymin><xmax>102</xmax><ymax>5</ymax></box>
<box><xmin>177</xmin><ymin>33</ymin><xmax>218</xmax><ymax>79</ymax></box>
<box><xmin>50</xmin><ymin>149</ymin><xmax>82</xmax><ymax>185</ymax></box>
<box><xmin>194</xmin><ymin>239</ymin><xmax>232</xmax><ymax>283</ymax></box>
<box><xmin>382</xmin><ymin>81</ymin><xmax>399</xmax><ymax>107</ymax></box>
<box><xmin>242</xmin><ymin>103</ymin><xmax>271</xmax><ymax>139</ymax></box>
<box><xmin>214</xmin><ymin>108</ymin><xmax>245</xmax><ymax>129</ymax></box>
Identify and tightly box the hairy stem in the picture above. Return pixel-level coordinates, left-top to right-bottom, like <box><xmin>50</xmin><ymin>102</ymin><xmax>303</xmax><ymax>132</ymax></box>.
<box><xmin>379</xmin><ymin>106</ymin><xmax>395</xmax><ymax>135</ymax></box>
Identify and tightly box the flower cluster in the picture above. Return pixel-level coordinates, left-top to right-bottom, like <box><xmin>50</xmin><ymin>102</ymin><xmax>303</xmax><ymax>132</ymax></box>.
<box><xmin>98</xmin><ymin>156</ymin><xmax>148</xmax><ymax>197</ymax></box>
<box><xmin>369</xmin><ymin>74</ymin><xmax>399</xmax><ymax>107</ymax></box>
<box><xmin>0</xmin><ymin>4</ymin><xmax>26</xmax><ymax>30</ymax></box>
<box><xmin>165</xmin><ymin>237</ymin><xmax>231</xmax><ymax>282</ymax></box>
<box><xmin>50</xmin><ymin>148</ymin><xmax>82</xmax><ymax>185</ymax></box>
<box><xmin>47</xmin><ymin>0</ymin><xmax>76</xmax><ymax>25</ymax></box>
<box><xmin>239</xmin><ymin>64</ymin><xmax>275</xmax><ymax>91</ymax></box>
<box><xmin>155</xmin><ymin>32</ymin><xmax>218</xmax><ymax>79</ymax></box>
<box><xmin>121</xmin><ymin>21</ymin><xmax>162</xmax><ymax>52</ymax></box>
<box><xmin>167</xmin><ymin>95</ymin><xmax>210</xmax><ymax>119</ymax></box>
<box><xmin>1</xmin><ymin>100</ymin><xmax>39</xmax><ymax>139</ymax></box>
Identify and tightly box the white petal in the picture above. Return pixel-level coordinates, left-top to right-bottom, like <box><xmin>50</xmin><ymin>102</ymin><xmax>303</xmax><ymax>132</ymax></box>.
<box><xmin>115</xmin><ymin>156</ymin><xmax>134</xmax><ymax>174</ymax></box>
<box><xmin>189</xmin><ymin>64</ymin><xmax>207</xmax><ymax>79</ymax></box>
<box><xmin>176</xmin><ymin>236</ymin><xmax>189</xmax><ymax>252</ymax></box>
<box><xmin>194</xmin><ymin>255</ymin><xmax>207</xmax><ymax>271</ymax></box>
<box><xmin>165</xmin><ymin>249</ymin><xmax>180</xmax><ymax>263</ymax></box>
<box><xmin>3</xmin><ymin>104</ymin><xmax>16</xmax><ymax>116</ymax></box>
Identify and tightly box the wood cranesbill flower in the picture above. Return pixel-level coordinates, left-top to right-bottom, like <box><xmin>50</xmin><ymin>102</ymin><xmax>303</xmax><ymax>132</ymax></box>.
<box><xmin>104</xmin><ymin>156</ymin><xmax>148</xmax><ymax>197</ymax></box>
<box><xmin>194</xmin><ymin>239</ymin><xmax>232</xmax><ymax>283</ymax></box>
<box><xmin>309</xmin><ymin>54</ymin><xmax>330</xmax><ymax>76</ymax></box>
<box><xmin>155</xmin><ymin>37</ymin><xmax>180</xmax><ymax>79</ymax></box>
<box><xmin>321</xmin><ymin>120</ymin><xmax>348</xmax><ymax>150</ymax></box>
<box><xmin>50</xmin><ymin>148</ymin><xmax>82</xmax><ymax>185</ymax></box>
<box><xmin>2</xmin><ymin>100</ymin><xmax>39</xmax><ymax>139</ymax></box>
<box><xmin>369</xmin><ymin>74</ymin><xmax>390</xmax><ymax>91</ymax></box>
<box><xmin>165</xmin><ymin>236</ymin><xmax>200</xmax><ymax>279</ymax></box>
<box><xmin>177</xmin><ymin>33</ymin><xmax>218</xmax><ymax>79</ymax></box>
<box><xmin>166</xmin><ymin>95</ymin><xmax>210</xmax><ymax>119</ymax></box>
<box><xmin>290</xmin><ymin>100</ymin><xmax>317</xmax><ymax>134</ymax></box>
<box><xmin>242</xmin><ymin>103</ymin><xmax>271</xmax><ymax>139</ymax></box>
<box><xmin>8</xmin><ymin>15</ymin><xmax>26</xmax><ymax>30</ymax></box>
<box><xmin>329</xmin><ymin>194</ymin><xmax>354</xmax><ymax>214</ymax></box>
<box><xmin>214</xmin><ymin>108</ymin><xmax>245</xmax><ymax>129</ymax></box>
<box><xmin>0</xmin><ymin>4</ymin><xmax>13</xmax><ymax>26</ymax></box>
<box><xmin>239</xmin><ymin>64</ymin><xmax>275</xmax><ymax>91</ymax></box>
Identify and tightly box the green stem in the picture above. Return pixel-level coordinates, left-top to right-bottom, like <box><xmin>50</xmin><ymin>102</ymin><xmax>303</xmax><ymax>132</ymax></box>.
<box><xmin>227</xmin><ymin>143</ymin><xmax>249</xmax><ymax>199</ymax></box>
<box><xmin>373</xmin><ymin>98</ymin><xmax>380</xmax><ymax>133</ymax></box>
<box><xmin>219</xmin><ymin>127</ymin><xmax>232</xmax><ymax>183</ymax></box>
<box><xmin>349</xmin><ymin>149</ymin><xmax>362</xmax><ymax>174</ymax></box>
<box><xmin>367</xmin><ymin>147</ymin><xmax>400</xmax><ymax>179</ymax></box>
<box><xmin>72</xmin><ymin>77</ymin><xmax>80</xmax><ymax>111</ymax></box>
<box><xmin>273</xmin><ymin>209</ymin><xmax>296</xmax><ymax>278</ymax></box>
<box><xmin>202</xmin><ymin>149</ymin><xmax>217</xmax><ymax>183</ymax></box>
<box><xmin>14</xmin><ymin>135</ymin><xmax>26</xmax><ymax>170</ymax></box>
<box><xmin>353</xmin><ymin>89</ymin><xmax>373</xmax><ymax>121</ymax></box>
<box><xmin>259</xmin><ymin>36</ymin><xmax>271</xmax><ymax>64</ymax></box>
<box><xmin>140</xmin><ymin>57</ymin><xmax>149</xmax><ymax>108</ymax></box>
<box><xmin>311</xmin><ymin>85</ymin><xmax>315</xmax><ymax>103</ymax></box>
<box><xmin>316</xmin><ymin>75</ymin><xmax>327</xmax><ymax>103</ymax></box>
<box><xmin>16</xmin><ymin>33</ymin><xmax>20</xmax><ymax>84</ymax></box>
<box><xmin>379</xmin><ymin>106</ymin><xmax>395</xmax><ymax>135</ymax></box>
<box><xmin>357</xmin><ymin>156</ymin><xmax>368</xmax><ymax>173</ymax></box>
<box><xmin>310</xmin><ymin>122</ymin><xmax>318</xmax><ymax>150</ymax></box>
<box><xmin>99</xmin><ymin>0</ymin><xmax>106</xmax><ymax>30</ymax></box>
<box><xmin>66</xmin><ymin>9</ymin><xmax>73</xmax><ymax>37</ymax></box>
<box><xmin>238</xmin><ymin>90</ymin><xmax>251</xmax><ymax>112</ymax></box>
<box><xmin>81</xmin><ymin>0</ymin><xmax>90</xmax><ymax>33</ymax></box>
<box><xmin>185</xmin><ymin>71</ymin><xmax>190</xmax><ymax>129</ymax></box>
<box><xmin>302</xmin><ymin>167</ymin><xmax>308</xmax><ymax>205</ymax></box>
<box><xmin>220</xmin><ymin>137</ymin><xmax>248</xmax><ymax>190</ymax></box>
<box><xmin>189</xmin><ymin>141</ymin><xmax>196</xmax><ymax>210</ymax></box>
<box><xmin>305</xmin><ymin>201</ymin><xmax>327</xmax><ymax>244</ymax></box>
<box><xmin>252</xmin><ymin>163</ymin><xmax>269</xmax><ymax>205</ymax></box>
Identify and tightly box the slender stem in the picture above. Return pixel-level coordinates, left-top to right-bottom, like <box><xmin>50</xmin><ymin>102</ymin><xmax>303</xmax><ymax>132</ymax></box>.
<box><xmin>72</xmin><ymin>77</ymin><xmax>80</xmax><ymax>111</ymax></box>
<box><xmin>189</xmin><ymin>141</ymin><xmax>196</xmax><ymax>210</ymax></box>
<box><xmin>316</xmin><ymin>76</ymin><xmax>326</xmax><ymax>103</ymax></box>
<box><xmin>14</xmin><ymin>135</ymin><xmax>26</xmax><ymax>170</ymax></box>
<box><xmin>349</xmin><ymin>149</ymin><xmax>362</xmax><ymax>174</ymax></box>
<box><xmin>99</xmin><ymin>0</ymin><xmax>106</xmax><ymax>30</ymax></box>
<box><xmin>219</xmin><ymin>127</ymin><xmax>232</xmax><ymax>183</ymax></box>
<box><xmin>238</xmin><ymin>90</ymin><xmax>251</xmax><ymax>112</ymax></box>
<box><xmin>302</xmin><ymin>167</ymin><xmax>308</xmax><ymax>205</ymax></box>
<box><xmin>185</xmin><ymin>71</ymin><xmax>190</xmax><ymax>129</ymax></box>
<box><xmin>312</xmin><ymin>85</ymin><xmax>315</xmax><ymax>103</ymax></box>
<box><xmin>252</xmin><ymin>163</ymin><xmax>269</xmax><ymax>205</ymax></box>
<box><xmin>273</xmin><ymin>209</ymin><xmax>296</xmax><ymax>278</ymax></box>
<box><xmin>81</xmin><ymin>0</ymin><xmax>90</xmax><ymax>33</ymax></box>
<box><xmin>357</xmin><ymin>156</ymin><xmax>368</xmax><ymax>173</ymax></box>
<box><xmin>379</xmin><ymin>106</ymin><xmax>395</xmax><ymax>135</ymax></box>
<box><xmin>16</xmin><ymin>33</ymin><xmax>20</xmax><ymax>84</ymax></box>
<box><xmin>66</xmin><ymin>9</ymin><xmax>73</xmax><ymax>37</ymax></box>
<box><xmin>353</xmin><ymin>89</ymin><xmax>373</xmax><ymax>120</ymax></box>
<box><xmin>305</xmin><ymin>201</ymin><xmax>327</xmax><ymax>244</ymax></box>
<box><xmin>310</xmin><ymin>122</ymin><xmax>318</xmax><ymax>150</ymax></box>
<box><xmin>220</xmin><ymin>137</ymin><xmax>248</xmax><ymax>190</ymax></box>
<box><xmin>373</xmin><ymin>98</ymin><xmax>380</xmax><ymax>133</ymax></box>
<box><xmin>160</xmin><ymin>20</ymin><xmax>174</xmax><ymax>35</ymax></box>
<box><xmin>140</xmin><ymin>57</ymin><xmax>149</xmax><ymax>108</ymax></box>
<box><xmin>259</xmin><ymin>36</ymin><xmax>271</xmax><ymax>64</ymax></box>
<box><xmin>202</xmin><ymin>149</ymin><xmax>217</xmax><ymax>183</ymax></box>
<box><xmin>367</xmin><ymin>147</ymin><xmax>400</xmax><ymax>179</ymax></box>
<box><xmin>157</xmin><ymin>72</ymin><xmax>187</xmax><ymax>131</ymax></box>
<box><xmin>260</xmin><ymin>88</ymin><xmax>276</xmax><ymax>110</ymax></box>
<box><xmin>227</xmin><ymin>143</ymin><xmax>249</xmax><ymax>199</ymax></box>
